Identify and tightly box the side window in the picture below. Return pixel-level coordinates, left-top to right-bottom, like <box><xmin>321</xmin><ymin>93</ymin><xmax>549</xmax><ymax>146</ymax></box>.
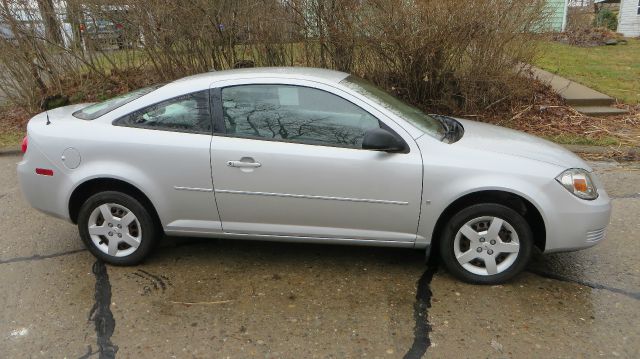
<box><xmin>221</xmin><ymin>85</ymin><xmax>381</xmax><ymax>148</ymax></box>
<box><xmin>115</xmin><ymin>91</ymin><xmax>211</xmax><ymax>134</ymax></box>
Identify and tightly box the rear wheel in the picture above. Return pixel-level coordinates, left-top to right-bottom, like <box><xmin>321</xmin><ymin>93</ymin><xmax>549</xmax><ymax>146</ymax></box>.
<box><xmin>439</xmin><ymin>203</ymin><xmax>532</xmax><ymax>284</ymax></box>
<box><xmin>78</xmin><ymin>191</ymin><xmax>159</xmax><ymax>265</ymax></box>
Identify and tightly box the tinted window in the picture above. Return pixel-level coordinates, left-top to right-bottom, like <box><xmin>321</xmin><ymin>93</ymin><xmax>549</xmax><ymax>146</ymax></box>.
<box><xmin>73</xmin><ymin>84</ymin><xmax>163</xmax><ymax>120</ymax></box>
<box><xmin>114</xmin><ymin>91</ymin><xmax>212</xmax><ymax>134</ymax></box>
<box><xmin>221</xmin><ymin>85</ymin><xmax>380</xmax><ymax>148</ymax></box>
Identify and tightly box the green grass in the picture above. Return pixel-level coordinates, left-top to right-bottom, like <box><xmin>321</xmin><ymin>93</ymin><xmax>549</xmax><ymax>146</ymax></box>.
<box><xmin>0</xmin><ymin>128</ymin><xmax>23</xmax><ymax>148</ymax></box>
<box><xmin>76</xmin><ymin>49</ymin><xmax>149</xmax><ymax>76</ymax></box>
<box><xmin>534</xmin><ymin>39</ymin><xmax>640</xmax><ymax>104</ymax></box>
<box><xmin>543</xmin><ymin>134</ymin><xmax>620</xmax><ymax>147</ymax></box>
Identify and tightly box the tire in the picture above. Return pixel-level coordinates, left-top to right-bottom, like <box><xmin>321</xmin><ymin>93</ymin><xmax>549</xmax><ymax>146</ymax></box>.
<box><xmin>439</xmin><ymin>203</ymin><xmax>533</xmax><ymax>284</ymax></box>
<box><xmin>78</xmin><ymin>191</ymin><xmax>159</xmax><ymax>265</ymax></box>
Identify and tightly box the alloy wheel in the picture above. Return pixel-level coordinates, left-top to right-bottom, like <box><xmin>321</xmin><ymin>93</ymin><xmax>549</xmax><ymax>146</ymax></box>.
<box><xmin>453</xmin><ymin>216</ymin><xmax>520</xmax><ymax>276</ymax></box>
<box><xmin>87</xmin><ymin>203</ymin><xmax>142</xmax><ymax>257</ymax></box>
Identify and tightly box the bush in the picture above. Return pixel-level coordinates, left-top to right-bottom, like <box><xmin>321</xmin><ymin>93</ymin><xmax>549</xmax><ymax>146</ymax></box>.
<box><xmin>0</xmin><ymin>0</ymin><xmax>550</xmax><ymax>115</ymax></box>
<box><xmin>594</xmin><ymin>9</ymin><xmax>618</xmax><ymax>31</ymax></box>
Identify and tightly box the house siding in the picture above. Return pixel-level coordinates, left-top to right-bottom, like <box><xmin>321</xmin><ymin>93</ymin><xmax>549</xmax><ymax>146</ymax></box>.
<box><xmin>618</xmin><ymin>0</ymin><xmax>640</xmax><ymax>36</ymax></box>
<box><xmin>546</xmin><ymin>0</ymin><xmax>568</xmax><ymax>31</ymax></box>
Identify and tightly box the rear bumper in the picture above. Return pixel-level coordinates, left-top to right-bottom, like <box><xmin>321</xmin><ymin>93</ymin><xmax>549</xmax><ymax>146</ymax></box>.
<box><xmin>543</xmin><ymin>189</ymin><xmax>612</xmax><ymax>253</ymax></box>
<box><xmin>17</xmin><ymin>145</ymin><xmax>72</xmax><ymax>221</ymax></box>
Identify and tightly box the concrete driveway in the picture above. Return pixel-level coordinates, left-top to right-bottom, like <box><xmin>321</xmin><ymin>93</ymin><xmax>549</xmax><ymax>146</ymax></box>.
<box><xmin>0</xmin><ymin>153</ymin><xmax>638</xmax><ymax>358</ymax></box>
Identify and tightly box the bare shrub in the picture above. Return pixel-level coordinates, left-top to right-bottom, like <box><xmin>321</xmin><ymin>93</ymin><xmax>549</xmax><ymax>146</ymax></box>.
<box><xmin>0</xmin><ymin>0</ymin><xmax>550</xmax><ymax>115</ymax></box>
<box><xmin>346</xmin><ymin>0</ymin><xmax>550</xmax><ymax>112</ymax></box>
<box><xmin>566</xmin><ymin>4</ymin><xmax>596</xmax><ymax>31</ymax></box>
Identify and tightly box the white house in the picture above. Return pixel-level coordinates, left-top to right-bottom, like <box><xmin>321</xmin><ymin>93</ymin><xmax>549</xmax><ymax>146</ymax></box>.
<box><xmin>595</xmin><ymin>0</ymin><xmax>640</xmax><ymax>36</ymax></box>
<box><xmin>618</xmin><ymin>0</ymin><xmax>640</xmax><ymax>36</ymax></box>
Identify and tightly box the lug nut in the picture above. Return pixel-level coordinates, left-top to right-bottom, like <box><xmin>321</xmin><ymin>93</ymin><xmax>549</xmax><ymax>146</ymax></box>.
<box><xmin>108</xmin><ymin>223</ymin><xmax>113</xmax><ymax>227</ymax></box>
<box><xmin>108</xmin><ymin>232</ymin><xmax>113</xmax><ymax>236</ymax></box>
<box><xmin>117</xmin><ymin>233</ymin><xmax>122</xmax><ymax>238</ymax></box>
<box><xmin>479</xmin><ymin>237</ymin><xmax>486</xmax><ymax>242</ymax></box>
<box><xmin>117</xmin><ymin>224</ymin><xmax>122</xmax><ymax>229</ymax></box>
<box><xmin>490</xmin><ymin>239</ymin><xmax>496</xmax><ymax>245</ymax></box>
<box><xmin>487</xmin><ymin>249</ymin><xmax>494</xmax><ymax>255</ymax></box>
<box><xmin>476</xmin><ymin>247</ymin><xmax>483</xmax><ymax>252</ymax></box>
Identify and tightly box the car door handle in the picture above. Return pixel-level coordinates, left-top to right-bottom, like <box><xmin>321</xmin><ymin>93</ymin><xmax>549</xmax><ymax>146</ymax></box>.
<box><xmin>227</xmin><ymin>160</ymin><xmax>261</xmax><ymax>168</ymax></box>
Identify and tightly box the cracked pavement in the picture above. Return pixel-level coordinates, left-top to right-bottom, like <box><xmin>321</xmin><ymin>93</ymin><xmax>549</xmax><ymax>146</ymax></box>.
<box><xmin>0</xmin><ymin>154</ymin><xmax>638</xmax><ymax>358</ymax></box>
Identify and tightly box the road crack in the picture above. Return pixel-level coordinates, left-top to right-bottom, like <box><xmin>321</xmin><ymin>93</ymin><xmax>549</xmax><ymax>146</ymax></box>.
<box><xmin>403</xmin><ymin>259</ymin><xmax>439</xmax><ymax>359</ymax></box>
<box><xmin>85</xmin><ymin>260</ymin><xmax>118</xmax><ymax>359</ymax></box>
<box><xmin>529</xmin><ymin>269</ymin><xmax>640</xmax><ymax>301</ymax></box>
<box><xmin>0</xmin><ymin>248</ymin><xmax>86</xmax><ymax>265</ymax></box>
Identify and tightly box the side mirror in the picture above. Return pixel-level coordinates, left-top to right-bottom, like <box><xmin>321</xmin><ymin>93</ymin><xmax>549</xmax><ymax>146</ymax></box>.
<box><xmin>362</xmin><ymin>128</ymin><xmax>406</xmax><ymax>153</ymax></box>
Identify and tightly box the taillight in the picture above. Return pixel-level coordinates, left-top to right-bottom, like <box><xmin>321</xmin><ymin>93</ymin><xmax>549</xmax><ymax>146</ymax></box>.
<box><xmin>21</xmin><ymin>136</ymin><xmax>28</xmax><ymax>153</ymax></box>
<box><xmin>35</xmin><ymin>168</ymin><xmax>54</xmax><ymax>176</ymax></box>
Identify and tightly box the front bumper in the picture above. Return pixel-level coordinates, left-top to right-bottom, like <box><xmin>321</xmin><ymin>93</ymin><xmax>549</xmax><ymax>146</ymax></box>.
<box><xmin>543</xmin><ymin>188</ymin><xmax>612</xmax><ymax>253</ymax></box>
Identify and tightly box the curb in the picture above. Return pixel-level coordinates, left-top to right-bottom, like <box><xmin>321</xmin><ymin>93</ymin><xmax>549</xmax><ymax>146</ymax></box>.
<box><xmin>0</xmin><ymin>146</ymin><xmax>21</xmax><ymax>156</ymax></box>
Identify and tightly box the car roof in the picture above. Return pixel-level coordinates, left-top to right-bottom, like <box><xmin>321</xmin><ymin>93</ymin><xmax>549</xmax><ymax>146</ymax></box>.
<box><xmin>170</xmin><ymin>67</ymin><xmax>350</xmax><ymax>87</ymax></box>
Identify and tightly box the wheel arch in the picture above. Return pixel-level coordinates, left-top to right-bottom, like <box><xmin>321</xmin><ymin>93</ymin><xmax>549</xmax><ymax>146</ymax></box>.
<box><xmin>430</xmin><ymin>190</ymin><xmax>546</xmax><ymax>252</ymax></box>
<box><xmin>68</xmin><ymin>177</ymin><xmax>162</xmax><ymax>228</ymax></box>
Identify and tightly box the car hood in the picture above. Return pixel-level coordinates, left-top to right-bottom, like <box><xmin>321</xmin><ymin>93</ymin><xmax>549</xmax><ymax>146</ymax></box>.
<box><xmin>453</xmin><ymin>118</ymin><xmax>591</xmax><ymax>171</ymax></box>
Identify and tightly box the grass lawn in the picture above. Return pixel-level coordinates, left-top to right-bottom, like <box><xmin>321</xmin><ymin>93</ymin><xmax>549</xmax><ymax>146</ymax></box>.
<box><xmin>0</xmin><ymin>128</ymin><xmax>23</xmax><ymax>148</ymax></box>
<box><xmin>543</xmin><ymin>134</ymin><xmax>620</xmax><ymax>146</ymax></box>
<box><xmin>534</xmin><ymin>39</ymin><xmax>640</xmax><ymax>104</ymax></box>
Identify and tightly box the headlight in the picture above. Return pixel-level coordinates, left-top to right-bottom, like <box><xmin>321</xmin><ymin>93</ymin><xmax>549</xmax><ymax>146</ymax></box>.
<box><xmin>555</xmin><ymin>168</ymin><xmax>598</xmax><ymax>200</ymax></box>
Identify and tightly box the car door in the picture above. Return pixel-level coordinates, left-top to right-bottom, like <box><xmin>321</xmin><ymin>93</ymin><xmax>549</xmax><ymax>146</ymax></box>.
<box><xmin>111</xmin><ymin>90</ymin><xmax>221</xmax><ymax>233</ymax></box>
<box><xmin>209</xmin><ymin>80</ymin><xmax>423</xmax><ymax>243</ymax></box>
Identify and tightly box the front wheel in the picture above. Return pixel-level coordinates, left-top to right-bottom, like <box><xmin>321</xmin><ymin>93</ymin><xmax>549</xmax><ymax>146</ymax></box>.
<box><xmin>439</xmin><ymin>203</ymin><xmax>533</xmax><ymax>284</ymax></box>
<box><xmin>78</xmin><ymin>191</ymin><xmax>159</xmax><ymax>265</ymax></box>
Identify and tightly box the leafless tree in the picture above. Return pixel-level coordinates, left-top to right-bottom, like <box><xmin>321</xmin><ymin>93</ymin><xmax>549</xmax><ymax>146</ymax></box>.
<box><xmin>0</xmin><ymin>0</ymin><xmax>550</xmax><ymax>115</ymax></box>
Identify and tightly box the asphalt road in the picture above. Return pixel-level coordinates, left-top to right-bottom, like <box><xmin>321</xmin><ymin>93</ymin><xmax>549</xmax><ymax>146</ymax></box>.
<box><xmin>0</xmin><ymin>153</ymin><xmax>638</xmax><ymax>358</ymax></box>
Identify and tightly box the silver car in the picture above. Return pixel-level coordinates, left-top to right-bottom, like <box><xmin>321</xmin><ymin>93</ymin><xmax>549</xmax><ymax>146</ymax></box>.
<box><xmin>17</xmin><ymin>67</ymin><xmax>611</xmax><ymax>284</ymax></box>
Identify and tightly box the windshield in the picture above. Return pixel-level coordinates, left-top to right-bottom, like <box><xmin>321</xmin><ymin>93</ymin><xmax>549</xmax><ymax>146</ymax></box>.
<box><xmin>73</xmin><ymin>84</ymin><xmax>163</xmax><ymax>120</ymax></box>
<box><xmin>341</xmin><ymin>76</ymin><xmax>445</xmax><ymax>140</ymax></box>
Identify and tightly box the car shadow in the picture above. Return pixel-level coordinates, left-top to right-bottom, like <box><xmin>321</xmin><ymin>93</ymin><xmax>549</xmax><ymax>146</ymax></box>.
<box><xmin>152</xmin><ymin>235</ymin><xmax>428</xmax><ymax>269</ymax></box>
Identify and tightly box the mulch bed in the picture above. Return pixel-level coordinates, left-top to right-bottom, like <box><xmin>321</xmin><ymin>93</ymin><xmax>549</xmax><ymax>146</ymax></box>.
<box><xmin>454</xmin><ymin>81</ymin><xmax>640</xmax><ymax>159</ymax></box>
<box><xmin>551</xmin><ymin>27</ymin><xmax>626</xmax><ymax>47</ymax></box>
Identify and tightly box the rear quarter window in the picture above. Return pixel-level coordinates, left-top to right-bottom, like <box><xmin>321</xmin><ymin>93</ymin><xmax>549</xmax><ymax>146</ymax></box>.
<box><xmin>72</xmin><ymin>84</ymin><xmax>163</xmax><ymax>120</ymax></box>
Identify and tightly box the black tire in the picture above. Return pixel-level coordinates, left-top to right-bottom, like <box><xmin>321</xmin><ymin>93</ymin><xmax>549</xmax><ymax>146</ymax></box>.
<box><xmin>439</xmin><ymin>203</ymin><xmax>533</xmax><ymax>284</ymax></box>
<box><xmin>78</xmin><ymin>191</ymin><xmax>159</xmax><ymax>265</ymax></box>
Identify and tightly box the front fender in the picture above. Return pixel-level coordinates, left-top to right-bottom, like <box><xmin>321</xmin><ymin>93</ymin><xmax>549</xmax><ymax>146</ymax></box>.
<box><xmin>415</xmin><ymin>173</ymin><xmax>554</xmax><ymax>248</ymax></box>
<box><xmin>413</xmin><ymin>136</ymin><xmax>565</xmax><ymax>249</ymax></box>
